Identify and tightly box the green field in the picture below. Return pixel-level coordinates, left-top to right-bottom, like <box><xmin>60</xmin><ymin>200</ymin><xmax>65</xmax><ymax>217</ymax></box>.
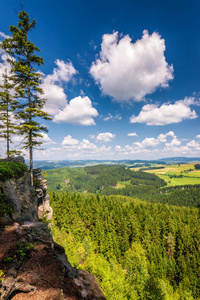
<box><xmin>140</xmin><ymin>163</ymin><xmax>200</xmax><ymax>186</ymax></box>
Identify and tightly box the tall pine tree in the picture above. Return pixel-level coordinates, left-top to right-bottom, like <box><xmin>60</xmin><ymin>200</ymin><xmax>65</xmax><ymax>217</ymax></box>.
<box><xmin>0</xmin><ymin>69</ymin><xmax>20</xmax><ymax>158</ymax></box>
<box><xmin>2</xmin><ymin>8</ymin><xmax>52</xmax><ymax>185</ymax></box>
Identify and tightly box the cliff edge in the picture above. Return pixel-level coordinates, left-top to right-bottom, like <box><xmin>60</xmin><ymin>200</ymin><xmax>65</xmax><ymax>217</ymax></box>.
<box><xmin>0</xmin><ymin>158</ymin><xmax>106</xmax><ymax>300</ymax></box>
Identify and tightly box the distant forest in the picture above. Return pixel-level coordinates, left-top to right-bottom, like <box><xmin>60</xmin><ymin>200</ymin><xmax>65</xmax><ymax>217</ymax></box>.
<box><xmin>45</xmin><ymin>165</ymin><xmax>200</xmax><ymax>208</ymax></box>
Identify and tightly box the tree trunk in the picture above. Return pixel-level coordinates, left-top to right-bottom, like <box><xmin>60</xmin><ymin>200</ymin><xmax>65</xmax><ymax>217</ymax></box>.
<box><xmin>6</xmin><ymin>95</ymin><xmax>10</xmax><ymax>158</ymax></box>
<box><xmin>28</xmin><ymin>81</ymin><xmax>33</xmax><ymax>186</ymax></box>
<box><xmin>29</xmin><ymin>136</ymin><xmax>33</xmax><ymax>186</ymax></box>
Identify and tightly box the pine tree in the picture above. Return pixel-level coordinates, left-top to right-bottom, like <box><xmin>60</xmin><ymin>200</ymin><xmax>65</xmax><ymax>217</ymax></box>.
<box><xmin>2</xmin><ymin>8</ymin><xmax>52</xmax><ymax>185</ymax></box>
<box><xmin>0</xmin><ymin>69</ymin><xmax>20</xmax><ymax>158</ymax></box>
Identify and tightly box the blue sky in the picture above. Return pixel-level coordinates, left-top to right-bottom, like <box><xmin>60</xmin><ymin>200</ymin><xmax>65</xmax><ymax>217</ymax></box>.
<box><xmin>1</xmin><ymin>0</ymin><xmax>200</xmax><ymax>160</ymax></box>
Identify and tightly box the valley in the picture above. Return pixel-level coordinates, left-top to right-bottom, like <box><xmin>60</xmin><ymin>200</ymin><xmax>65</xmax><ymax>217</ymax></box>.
<box><xmin>43</xmin><ymin>160</ymin><xmax>200</xmax><ymax>299</ymax></box>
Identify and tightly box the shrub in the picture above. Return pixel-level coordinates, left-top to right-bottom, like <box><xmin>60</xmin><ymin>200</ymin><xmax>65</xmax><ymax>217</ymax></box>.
<box><xmin>0</xmin><ymin>161</ymin><xmax>28</xmax><ymax>181</ymax></box>
<box><xmin>194</xmin><ymin>163</ymin><xmax>200</xmax><ymax>170</ymax></box>
<box><xmin>0</xmin><ymin>194</ymin><xmax>13</xmax><ymax>217</ymax></box>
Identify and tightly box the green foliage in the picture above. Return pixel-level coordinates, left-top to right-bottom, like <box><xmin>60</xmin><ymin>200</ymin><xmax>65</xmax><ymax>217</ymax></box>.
<box><xmin>51</xmin><ymin>191</ymin><xmax>199</xmax><ymax>299</ymax></box>
<box><xmin>4</xmin><ymin>241</ymin><xmax>35</xmax><ymax>263</ymax></box>
<box><xmin>33</xmin><ymin>177</ymin><xmax>40</xmax><ymax>188</ymax></box>
<box><xmin>15</xmin><ymin>241</ymin><xmax>35</xmax><ymax>257</ymax></box>
<box><xmin>0</xmin><ymin>161</ymin><xmax>28</xmax><ymax>181</ymax></box>
<box><xmin>0</xmin><ymin>194</ymin><xmax>13</xmax><ymax>217</ymax></box>
<box><xmin>43</xmin><ymin>171</ymin><xmax>47</xmax><ymax>178</ymax></box>
<box><xmin>45</xmin><ymin>165</ymin><xmax>166</xmax><ymax>195</ymax></box>
<box><xmin>0</xmin><ymin>270</ymin><xmax>5</xmax><ymax>283</ymax></box>
<box><xmin>194</xmin><ymin>164</ymin><xmax>200</xmax><ymax>170</ymax></box>
<box><xmin>45</xmin><ymin>165</ymin><xmax>200</xmax><ymax>208</ymax></box>
<box><xmin>3</xmin><ymin>256</ymin><xmax>14</xmax><ymax>263</ymax></box>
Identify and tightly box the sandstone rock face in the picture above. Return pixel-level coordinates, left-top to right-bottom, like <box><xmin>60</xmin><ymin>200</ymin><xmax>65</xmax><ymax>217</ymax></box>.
<box><xmin>0</xmin><ymin>164</ymin><xmax>52</xmax><ymax>224</ymax></box>
<box><xmin>0</xmin><ymin>172</ymin><xmax>38</xmax><ymax>222</ymax></box>
<box><xmin>0</xmin><ymin>156</ymin><xmax>25</xmax><ymax>163</ymax></box>
<box><xmin>34</xmin><ymin>168</ymin><xmax>53</xmax><ymax>224</ymax></box>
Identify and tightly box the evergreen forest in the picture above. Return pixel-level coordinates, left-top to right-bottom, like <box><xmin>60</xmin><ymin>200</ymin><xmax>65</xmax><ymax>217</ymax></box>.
<box><xmin>45</xmin><ymin>165</ymin><xmax>200</xmax><ymax>208</ymax></box>
<box><xmin>47</xmin><ymin>165</ymin><xmax>200</xmax><ymax>299</ymax></box>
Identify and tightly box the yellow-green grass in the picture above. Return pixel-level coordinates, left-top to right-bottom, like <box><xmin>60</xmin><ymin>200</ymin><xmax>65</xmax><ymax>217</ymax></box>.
<box><xmin>158</xmin><ymin>174</ymin><xmax>200</xmax><ymax>186</ymax></box>
<box><xmin>115</xmin><ymin>180</ymin><xmax>131</xmax><ymax>189</ymax></box>
<box><xmin>142</xmin><ymin>163</ymin><xmax>200</xmax><ymax>186</ymax></box>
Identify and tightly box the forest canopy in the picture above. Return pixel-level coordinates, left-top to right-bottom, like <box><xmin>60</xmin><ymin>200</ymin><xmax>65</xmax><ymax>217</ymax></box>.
<box><xmin>51</xmin><ymin>190</ymin><xmax>200</xmax><ymax>300</ymax></box>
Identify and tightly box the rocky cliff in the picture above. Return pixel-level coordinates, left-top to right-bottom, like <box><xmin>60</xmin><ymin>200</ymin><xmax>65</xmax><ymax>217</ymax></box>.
<box><xmin>0</xmin><ymin>159</ymin><xmax>106</xmax><ymax>300</ymax></box>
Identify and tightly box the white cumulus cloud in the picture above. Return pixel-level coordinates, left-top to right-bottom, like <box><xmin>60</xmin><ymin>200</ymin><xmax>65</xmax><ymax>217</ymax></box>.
<box><xmin>157</xmin><ymin>131</ymin><xmax>175</xmax><ymax>142</ymax></box>
<box><xmin>0</xmin><ymin>32</ymin><xmax>10</xmax><ymax>39</ymax></box>
<box><xmin>53</xmin><ymin>96</ymin><xmax>98</xmax><ymax>125</ymax></box>
<box><xmin>38</xmin><ymin>133</ymin><xmax>55</xmax><ymax>145</ymax></box>
<box><xmin>115</xmin><ymin>145</ymin><xmax>122</xmax><ymax>151</ymax></box>
<box><xmin>90</xmin><ymin>30</ymin><xmax>173</xmax><ymax>102</ymax></box>
<box><xmin>96</xmin><ymin>132</ymin><xmax>116</xmax><ymax>143</ymax></box>
<box><xmin>62</xmin><ymin>135</ymin><xmax>79</xmax><ymax>147</ymax></box>
<box><xmin>134</xmin><ymin>137</ymin><xmax>159</xmax><ymax>149</ymax></box>
<box><xmin>103</xmin><ymin>113</ymin><xmax>122</xmax><ymax>121</ymax></box>
<box><xmin>41</xmin><ymin>61</ymin><xmax>98</xmax><ymax>126</ymax></box>
<box><xmin>127</xmin><ymin>132</ymin><xmax>138</xmax><ymax>137</ymax></box>
<box><xmin>165</xmin><ymin>138</ymin><xmax>181</xmax><ymax>147</ymax></box>
<box><xmin>130</xmin><ymin>97</ymin><xmax>198</xmax><ymax>125</ymax></box>
<box><xmin>187</xmin><ymin>140</ymin><xmax>200</xmax><ymax>148</ymax></box>
<box><xmin>0</xmin><ymin>49</ymin><xmax>13</xmax><ymax>86</ymax></box>
<box><xmin>58</xmin><ymin>135</ymin><xmax>113</xmax><ymax>159</ymax></box>
<box><xmin>79</xmin><ymin>139</ymin><xmax>97</xmax><ymax>150</ymax></box>
<box><xmin>42</xmin><ymin>59</ymin><xmax>77</xmax><ymax>115</ymax></box>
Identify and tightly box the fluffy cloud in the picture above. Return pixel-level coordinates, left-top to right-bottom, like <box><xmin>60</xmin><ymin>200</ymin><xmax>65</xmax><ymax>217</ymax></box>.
<box><xmin>96</xmin><ymin>132</ymin><xmax>116</xmax><ymax>143</ymax></box>
<box><xmin>38</xmin><ymin>133</ymin><xmax>55</xmax><ymax>145</ymax></box>
<box><xmin>0</xmin><ymin>32</ymin><xmax>10</xmax><ymax>39</ymax></box>
<box><xmin>165</xmin><ymin>138</ymin><xmax>181</xmax><ymax>147</ymax></box>
<box><xmin>90</xmin><ymin>30</ymin><xmax>173</xmax><ymax>102</ymax></box>
<box><xmin>53</xmin><ymin>96</ymin><xmax>98</xmax><ymax>125</ymax></box>
<box><xmin>127</xmin><ymin>132</ymin><xmax>138</xmax><ymax>137</ymax></box>
<box><xmin>79</xmin><ymin>139</ymin><xmax>97</xmax><ymax>150</ymax></box>
<box><xmin>157</xmin><ymin>131</ymin><xmax>175</xmax><ymax>142</ymax></box>
<box><xmin>115</xmin><ymin>145</ymin><xmax>122</xmax><ymax>151</ymax></box>
<box><xmin>187</xmin><ymin>140</ymin><xmax>200</xmax><ymax>148</ymax></box>
<box><xmin>0</xmin><ymin>50</ymin><xmax>12</xmax><ymax>86</ymax></box>
<box><xmin>58</xmin><ymin>135</ymin><xmax>113</xmax><ymax>159</ymax></box>
<box><xmin>134</xmin><ymin>137</ymin><xmax>159</xmax><ymax>149</ymax></box>
<box><xmin>132</xmin><ymin>131</ymin><xmax>180</xmax><ymax>151</ymax></box>
<box><xmin>130</xmin><ymin>97</ymin><xmax>198</xmax><ymax>125</ymax></box>
<box><xmin>34</xmin><ymin>131</ymin><xmax>200</xmax><ymax>160</ymax></box>
<box><xmin>61</xmin><ymin>136</ymin><xmax>98</xmax><ymax>151</ymax></box>
<box><xmin>42</xmin><ymin>59</ymin><xmax>77</xmax><ymax>115</ymax></box>
<box><xmin>41</xmin><ymin>61</ymin><xmax>98</xmax><ymax>126</ymax></box>
<box><xmin>103</xmin><ymin>113</ymin><xmax>122</xmax><ymax>121</ymax></box>
<box><xmin>62</xmin><ymin>135</ymin><xmax>79</xmax><ymax>147</ymax></box>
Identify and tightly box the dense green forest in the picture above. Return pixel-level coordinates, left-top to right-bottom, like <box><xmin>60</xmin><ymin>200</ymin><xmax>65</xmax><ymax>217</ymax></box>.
<box><xmin>45</xmin><ymin>165</ymin><xmax>166</xmax><ymax>193</ymax></box>
<box><xmin>51</xmin><ymin>191</ymin><xmax>200</xmax><ymax>300</ymax></box>
<box><xmin>47</xmin><ymin>164</ymin><xmax>200</xmax><ymax>298</ymax></box>
<box><xmin>45</xmin><ymin>165</ymin><xmax>200</xmax><ymax>208</ymax></box>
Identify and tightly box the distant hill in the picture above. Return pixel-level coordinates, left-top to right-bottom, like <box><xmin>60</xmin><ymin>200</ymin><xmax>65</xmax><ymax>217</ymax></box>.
<box><xmin>45</xmin><ymin>164</ymin><xmax>166</xmax><ymax>195</ymax></box>
<box><xmin>158</xmin><ymin>157</ymin><xmax>200</xmax><ymax>163</ymax></box>
<box><xmin>31</xmin><ymin>157</ymin><xmax>200</xmax><ymax>170</ymax></box>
